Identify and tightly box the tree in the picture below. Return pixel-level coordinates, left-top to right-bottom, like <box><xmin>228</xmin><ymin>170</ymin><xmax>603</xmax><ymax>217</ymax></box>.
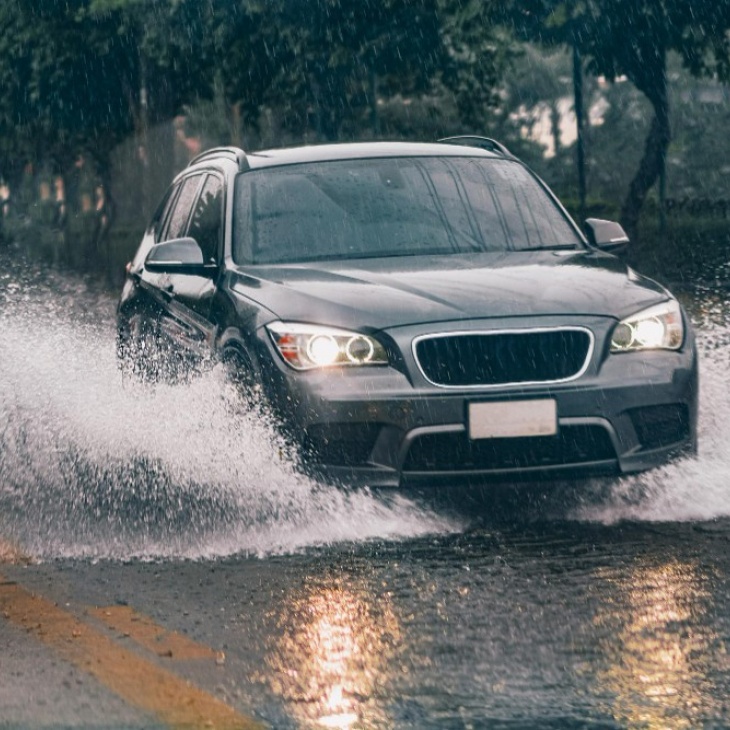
<box><xmin>503</xmin><ymin>0</ymin><xmax>730</xmax><ymax>240</ymax></box>
<box><xmin>438</xmin><ymin>0</ymin><xmax>515</xmax><ymax>133</ymax></box>
<box><xmin>209</xmin><ymin>0</ymin><xmax>446</xmax><ymax>144</ymax></box>
<box><xmin>0</xmin><ymin>0</ymin><xmax>215</xmax><ymax>216</ymax></box>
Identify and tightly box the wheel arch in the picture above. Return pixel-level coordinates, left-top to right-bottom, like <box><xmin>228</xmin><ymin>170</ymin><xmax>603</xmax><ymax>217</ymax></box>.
<box><xmin>216</xmin><ymin>326</ymin><xmax>266</xmax><ymax>378</ymax></box>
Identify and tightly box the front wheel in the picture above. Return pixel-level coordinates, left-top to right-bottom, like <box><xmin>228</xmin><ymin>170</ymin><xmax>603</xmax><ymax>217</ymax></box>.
<box><xmin>117</xmin><ymin>314</ymin><xmax>165</xmax><ymax>384</ymax></box>
<box><xmin>220</xmin><ymin>346</ymin><xmax>266</xmax><ymax>407</ymax></box>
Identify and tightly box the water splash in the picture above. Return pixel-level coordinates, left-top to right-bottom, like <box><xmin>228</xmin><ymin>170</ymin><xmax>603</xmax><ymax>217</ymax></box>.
<box><xmin>572</xmin><ymin>300</ymin><xmax>730</xmax><ymax>524</ymax></box>
<box><xmin>3</xmin><ymin>258</ymin><xmax>730</xmax><ymax>555</ymax></box>
<box><xmin>0</xmin><ymin>263</ymin><xmax>457</xmax><ymax>561</ymax></box>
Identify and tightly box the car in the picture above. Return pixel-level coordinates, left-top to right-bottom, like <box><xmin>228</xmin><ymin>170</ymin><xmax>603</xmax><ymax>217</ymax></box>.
<box><xmin>117</xmin><ymin>137</ymin><xmax>698</xmax><ymax>488</ymax></box>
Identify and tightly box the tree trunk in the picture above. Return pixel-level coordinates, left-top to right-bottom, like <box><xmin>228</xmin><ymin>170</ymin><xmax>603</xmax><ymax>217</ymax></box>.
<box><xmin>620</xmin><ymin>49</ymin><xmax>670</xmax><ymax>244</ymax></box>
<box><xmin>572</xmin><ymin>42</ymin><xmax>586</xmax><ymax>222</ymax></box>
<box><xmin>549</xmin><ymin>102</ymin><xmax>561</xmax><ymax>156</ymax></box>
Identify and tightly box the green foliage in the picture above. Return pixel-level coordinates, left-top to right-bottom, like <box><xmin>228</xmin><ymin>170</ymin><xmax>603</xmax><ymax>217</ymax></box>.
<box><xmin>0</xmin><ymin>0</ymin><xmax>515</xmax><ymax>168</ymax></box>
<box><xmin>206</xmin><ymin>0</ymin><xmax>447</xmax><ymax>141</ymax></box>
<box><xmin>537</xmin><ymin>55</ymin><xmax>730</xmax><ymax>206</ymax></box>
<box><xmin>0</xmin><ymin>0</ymin><xmax>215</xmax><ymax>182</ymax></box>
<box><xmin>437</xmin><ymin>0</ymin><xmax>514</xmax><ymax>131</ymax></box>
<box><xmin>500</xmin><ymin>0</ymin><xmax>730</xmax><ymax>238</ymax></box>
<box><xmin>504</xmin><ymin>1</ymin><xmax>730</xmax><ymax>92</ymax></box>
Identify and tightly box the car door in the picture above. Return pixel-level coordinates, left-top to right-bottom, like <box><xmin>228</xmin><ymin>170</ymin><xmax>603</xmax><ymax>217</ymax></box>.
<box><xmin>137</xmin><ymin>173</ymin><xmax>205</xmax><ymax>364</ymax></box>
<box><xmin>122</xmin><ymin>177</ymin><xmax>186</xmax><ymax>354</ymax></box>
<box><xmin>156</xmin><ymin>173</ymin><xmax>225</xmax><ymax>363</ymax></box>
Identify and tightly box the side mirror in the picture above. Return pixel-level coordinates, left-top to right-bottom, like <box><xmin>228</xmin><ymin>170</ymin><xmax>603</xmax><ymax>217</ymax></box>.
<box><xmin>584</xmin><ymin>218</ymin><xmax>630</xmax><ymax>256</ymax></box>
<box><xmin>145</xmin><ymin>237</ymin><xmax>217</xmax><ymax>276</ymax></box>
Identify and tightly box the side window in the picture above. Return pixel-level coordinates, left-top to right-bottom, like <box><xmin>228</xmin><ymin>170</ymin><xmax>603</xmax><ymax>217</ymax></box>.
<box><xmin>188</xmin><ymin>175</ymin><xmax>224</xmax><ymax>263</ymax></box>
<box><xmin>162</xmin><ymin>175</ymin><xmax>203</xmax><ymax>241</ymax></box>
<box><xmin>152</xmin><ymin>184</ymin><xmax>180</xmax><ymax>242</ymax></box>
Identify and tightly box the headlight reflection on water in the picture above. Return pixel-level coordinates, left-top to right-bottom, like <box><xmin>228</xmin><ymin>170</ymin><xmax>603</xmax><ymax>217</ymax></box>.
<box><xmin>594</xmin><ymin>559</ymin><xmax>724</xmax><ymax>729</ymax></box>
<box><xmin>263</xmin><ymin>576</ymin><xmax>402</xmax><ymax>729</ymax></box>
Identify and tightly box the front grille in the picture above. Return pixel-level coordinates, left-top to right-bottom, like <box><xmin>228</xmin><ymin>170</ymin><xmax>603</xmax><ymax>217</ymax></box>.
<box><xmin>303</xmin><ymin>423</ymin><xmax>381</xmax><ymax>466</ymax></box>
<box><xmin>403</xmin><ymin>425</ymin><xmax>615</xmax><ymax>472</ymax></box>
<box><xmin>414</xmin><ymin>329</ymin><xmax>592</xmax><ymax>387</ymax></box>
<box><xmin>628</xmin><ymin>404</ymin><xmax>690</xmax><ymax>450</ymax></box>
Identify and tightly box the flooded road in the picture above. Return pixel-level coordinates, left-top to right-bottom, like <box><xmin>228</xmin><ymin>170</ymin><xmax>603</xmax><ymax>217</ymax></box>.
<box><xmin>2</xmin><ymin>250</ymin><xmax>730</xmax><ymax>728</ymax></box>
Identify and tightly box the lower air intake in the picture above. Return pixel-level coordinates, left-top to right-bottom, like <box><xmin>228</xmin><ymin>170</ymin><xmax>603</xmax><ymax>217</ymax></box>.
<box><xmin>628</xmin><ymin>404</ymin><xmax>690</xmax><ymax>450</ymax></box>
<box><xmin>403</xmin><ymin>425</ymin><xmax>615</xmax><ymax>472</ymax></box>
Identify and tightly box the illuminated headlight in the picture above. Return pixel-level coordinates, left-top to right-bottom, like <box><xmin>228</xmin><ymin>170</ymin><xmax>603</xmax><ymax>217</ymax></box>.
<box><xmin>266</xmin><ymin>322</ymin><xmax>388</xmax><ymax>370</ymax></box>
<box><xmin>610</xmin><ymin>300</ymin><xmax>684</xmax><ymax>352</ymax></box>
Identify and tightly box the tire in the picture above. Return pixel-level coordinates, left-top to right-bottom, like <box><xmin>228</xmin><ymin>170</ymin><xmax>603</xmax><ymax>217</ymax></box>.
<box><xmin>221</xmin><ymin>346</ymin><xmax>264</xmax><ymax>406</ymax></box>
<box><xmin>117</xmin><ymin>314</ymin><xmax>165</xmax><ymax>384</ymax></box>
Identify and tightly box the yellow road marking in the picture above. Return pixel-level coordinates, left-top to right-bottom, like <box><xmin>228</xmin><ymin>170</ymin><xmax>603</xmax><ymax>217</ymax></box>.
<box><xmin>90</xmin><ymin>605</ymin><xmax>218</xmax><ymax>661</ymax></box>
<box><xmin>0</xmin><ymin>576</ymin><xmax>264</xmax><ymax>730</ymax></box>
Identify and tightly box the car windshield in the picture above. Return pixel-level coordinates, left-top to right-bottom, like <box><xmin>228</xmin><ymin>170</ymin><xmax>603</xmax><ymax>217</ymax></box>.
<box><xmin>233</xmin><ymin>156</ymin><xmax>582</xmax><ymax>265</ymax></box>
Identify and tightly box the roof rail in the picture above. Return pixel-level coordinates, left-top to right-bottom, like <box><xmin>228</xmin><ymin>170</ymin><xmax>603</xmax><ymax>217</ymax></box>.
<box><xmin>187</xmin><ymin>146</ymin><xmax>250</xmax><ymax>171</ymax></box>
<box><xmin>437</xmin><ymin>136</ymin><xmax>514</xmax><ymax>158</ymax></box>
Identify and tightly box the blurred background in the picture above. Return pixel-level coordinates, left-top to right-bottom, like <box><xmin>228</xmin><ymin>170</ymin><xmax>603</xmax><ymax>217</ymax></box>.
<box><xmin>0</xmin><ymin>0</ymin><xmax>728</xmax><ymax>288</ymax></box>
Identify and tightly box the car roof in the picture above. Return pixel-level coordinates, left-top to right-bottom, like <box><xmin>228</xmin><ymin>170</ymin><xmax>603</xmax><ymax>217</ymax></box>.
<box><xmin>184</xmin><ymin>141</ymin><xmax>504</xmax><ymax>176</ymax></box>
<box><xmin>244</xmin><ymin>141</ymin><xmax>500</xmax><ymax>170</ymax></box>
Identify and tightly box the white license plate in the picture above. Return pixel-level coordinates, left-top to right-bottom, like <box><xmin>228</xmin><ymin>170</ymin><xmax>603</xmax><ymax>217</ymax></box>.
<box><xmin>468</xmin><ymin>399</ymin><xmax>557</xmax><ymax>440</ymax></box>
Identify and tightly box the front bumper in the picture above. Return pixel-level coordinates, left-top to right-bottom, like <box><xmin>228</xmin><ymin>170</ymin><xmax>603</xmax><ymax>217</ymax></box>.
<box><xmin>256</xmin><ymin>316</ymin><xmax>698</xmax><ymax>488</ymax></box>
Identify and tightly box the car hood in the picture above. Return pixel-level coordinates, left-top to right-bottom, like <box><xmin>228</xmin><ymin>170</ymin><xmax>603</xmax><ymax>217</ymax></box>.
<box><xmin>230</xmin><ymin>250</ymin><xmax>672</xmax><ymax>331</ymax></box>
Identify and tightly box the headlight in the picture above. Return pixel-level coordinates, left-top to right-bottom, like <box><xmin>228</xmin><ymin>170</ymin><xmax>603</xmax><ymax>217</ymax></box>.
<box><xmin>610</xmin><ymin>300</ymin><xmax>684</xmax><ymax>352</ymax></box>
<box><xmin>266</xmin><ymin>322</ymin><xmax>389</xmax><ymax>370</ymax></box>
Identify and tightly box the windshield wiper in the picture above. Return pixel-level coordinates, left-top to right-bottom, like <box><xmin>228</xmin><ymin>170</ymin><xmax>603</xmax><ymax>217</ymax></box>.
<box><xmin>525</xmin><ymin>244</ymin><xmax>581</xmax><ymax>251</ymax></box>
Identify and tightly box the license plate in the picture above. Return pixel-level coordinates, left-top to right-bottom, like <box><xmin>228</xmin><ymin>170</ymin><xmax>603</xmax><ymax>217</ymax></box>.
<box><xmin>468</xmin><ymin>399</ymin><xmax>557</xmax><ymax>440</ymax></box>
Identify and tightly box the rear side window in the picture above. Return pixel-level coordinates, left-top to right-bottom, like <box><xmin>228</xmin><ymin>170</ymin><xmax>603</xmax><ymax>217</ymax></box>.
<box><xmin>163</xmin><ymin>175</ymin><xmax>203</xmax><ymax>241</ymax></box>
<box><xmin>151</xmin><ymin>185</ymin><xmax>178</xmax><ymax>242</ymax></box>
<box><xmin>188</xmin><ymin>175</ymin><xmax>224</xmax><ymax>263</ymax></box>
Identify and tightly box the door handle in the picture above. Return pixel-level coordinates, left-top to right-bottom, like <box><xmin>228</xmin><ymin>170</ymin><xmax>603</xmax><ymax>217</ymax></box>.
<box><xmin>161</xmin><ymin>284</ymin><xmax>175</xmax><ymax>302</ymax></box>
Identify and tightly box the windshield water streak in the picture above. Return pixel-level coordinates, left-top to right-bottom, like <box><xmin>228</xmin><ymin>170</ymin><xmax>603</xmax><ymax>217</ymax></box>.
<box><xmin>233</xmin><ymin>157</ymin><xmax>583</xmax><ymax>265</ymax></box>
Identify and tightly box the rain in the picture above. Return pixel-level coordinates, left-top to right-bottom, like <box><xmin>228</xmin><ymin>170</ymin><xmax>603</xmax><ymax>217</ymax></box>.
<box><xmin>2</xmin><ymin>1</ymin><xmax>730</xmax><ymax>727</ymax></box>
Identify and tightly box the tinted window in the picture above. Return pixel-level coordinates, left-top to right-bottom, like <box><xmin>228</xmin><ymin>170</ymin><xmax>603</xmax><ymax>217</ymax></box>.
<box><xmin>152</xmin><ymin>185</ymin><xmax>179</xmax><ymax>242</ymax></box>
<box><xmin>233</xmin><ymin>157</ymin><xmax>582</xmax><ymax>265</ymax></box>
<box><xmin>188</xmin><ymin>175</ymin><xmax>223</xmax><ymax>262</ymax></box>
<box><xmin>164</xmin><ymin>175</ymin><xmax>202</xmax><ymax>241</ymax></box>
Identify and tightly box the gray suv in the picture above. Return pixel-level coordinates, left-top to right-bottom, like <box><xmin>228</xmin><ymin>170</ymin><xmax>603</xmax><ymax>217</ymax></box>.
<box><xmin>117</xmin><ymin>138</ymin><xmax>698</xmax><ymax>488</ymax></box>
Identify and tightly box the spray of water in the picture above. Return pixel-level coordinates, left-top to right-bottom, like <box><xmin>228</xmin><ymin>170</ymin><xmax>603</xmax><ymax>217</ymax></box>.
<box><xmin>2</xmin><ymin>259</ymin><xmax>729</xmax><ymax>556</ymax></box>
<box><xmin>572</xmin><ymin>299</ymin><xmax>730</xmax><ymax>524</ymax></box>
<box><xmin>0</xmin><ymin>263</ymin><xmax>457</xmax><ymax>560</ymax></box>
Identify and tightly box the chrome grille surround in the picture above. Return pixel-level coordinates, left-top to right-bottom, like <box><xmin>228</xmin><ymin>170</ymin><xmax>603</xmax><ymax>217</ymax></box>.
<box><xmin>412</xmin><ymin>326</ymin><xmax>595</xmax><ymax>389</ymax></box>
